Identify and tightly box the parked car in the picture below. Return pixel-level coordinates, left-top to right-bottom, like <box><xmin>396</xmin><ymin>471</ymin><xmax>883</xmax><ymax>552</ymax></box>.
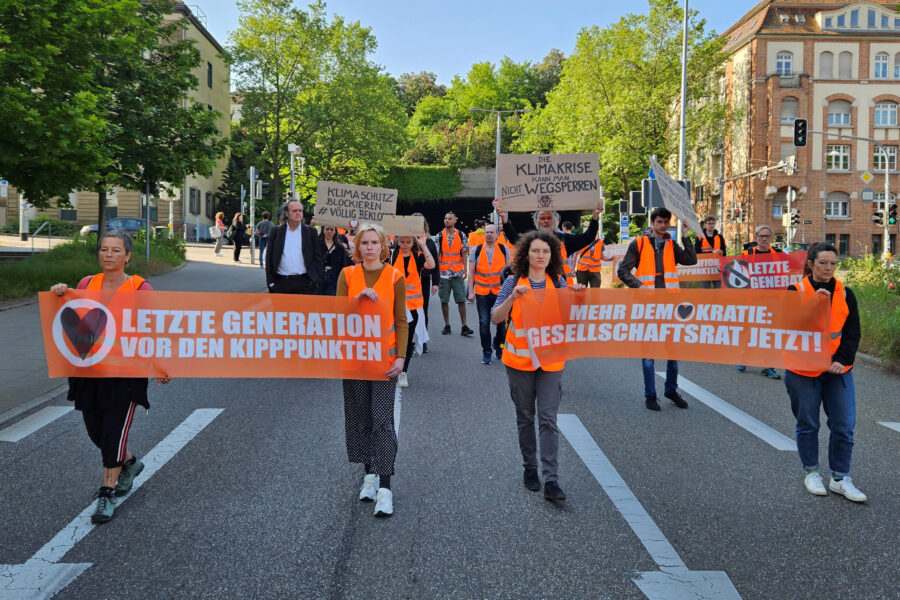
<box><xmin>784</xmin><ymin>242</ymin><xmax>810</xmax><ymax>252</ymax></box>
<box><xmin>80</xmin><ymin>218</ymin><xmax>151</xmax><ymax>237</ymax></box>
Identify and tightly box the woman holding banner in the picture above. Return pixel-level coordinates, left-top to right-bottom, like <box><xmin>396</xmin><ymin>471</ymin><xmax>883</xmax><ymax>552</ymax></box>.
<box><xmin>784</xmin><ymin>242</ymin><xmax>866</xmax><ymax>502</ymax></box>
<box><xmin>388</xmin><ymin>234</ymin><xmax>435</xmax><ymax>388</ymax></box>
<box><xmin>50</xmin><ymin>229</ymin><xmax>170</xmax><ymax>524</ymax></box>
<box><xmin>491</xmin><ymin>230</ymin><xmax>584</xmax><ymax>503</ymax></box>
<box><xmin>337</xmin><ymin>223</ymin><xmax>408</xmax><ymax>517</ymax></box>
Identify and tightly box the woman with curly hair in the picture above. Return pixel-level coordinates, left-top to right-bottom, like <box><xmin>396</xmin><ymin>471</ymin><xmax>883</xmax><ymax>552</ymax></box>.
<box><xmin>491</xmin><ymin>230</ymin><xmax>584</xmax><ymax>503</ymax></box>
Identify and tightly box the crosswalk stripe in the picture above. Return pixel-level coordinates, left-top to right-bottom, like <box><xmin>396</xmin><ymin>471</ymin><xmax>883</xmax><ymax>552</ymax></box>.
<box><xmin>0</xmin><ymin>406</ymin><xmax>74</xmax><ymax>443</ymax></box>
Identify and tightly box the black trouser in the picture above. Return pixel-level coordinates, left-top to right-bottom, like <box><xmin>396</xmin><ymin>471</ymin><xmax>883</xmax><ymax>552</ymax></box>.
<box><xmin>82</xmin><ymin>402</ymin><xmax>137</xmax><ymax>468</ymax></box>
<box><xmin>421</xmin><ymin>281</ymin><xmax>431</xmax><ymax>328</ymax></box>
<box><xmin>402</xmin><ymin>309</ymin><xmax>418</xmax><ymax>373</ymax></box>
<box><xmin>576</xmin><ymin>270</ymin><xmax>602</xmax><ymax>288</ymax></box>
<box><xmin>270</xmin><ymin>273</ymin><xmax>318</xmax><ymax>294</ymax></box>
<box><xmin>233</xmin><ymin>237</ymin><xmax>243</xmax><ymax>261</ymax></box>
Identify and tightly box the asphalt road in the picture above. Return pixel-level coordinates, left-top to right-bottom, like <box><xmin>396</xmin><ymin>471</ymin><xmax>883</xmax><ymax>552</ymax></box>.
<box><xmin>1</xmin><ymin>298</ymin><xmax>898</xmax><ymax>599</ymax></box>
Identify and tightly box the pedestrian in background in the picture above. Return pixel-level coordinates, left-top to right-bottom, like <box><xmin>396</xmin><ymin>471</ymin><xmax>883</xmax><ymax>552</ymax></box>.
<box><xmin>467</xmin><ymin>223</ymin><xmax>510</xmax><ymax>365</ymax></box>
<box><xmin>50</xmin><ymin>229</ymin><xmax>170</xmax><ymax>524</ymax></box>
<box><xmin>229</xmin><ymin>213</ymin><xmax>246</xmax><ymax>263</ymax></box>
<box><xmin>695</xmin><ymin>216</ymin><xmax>726</xmax><ymax>289</ymax></box>
<box><xmin>617</xmin><ymin>207</ymin><xmax>697</xmax><ymax>411</ymax></box>
<box><xmin>319</xmin><ymin>225</ymin><xmax>350</xmax><ymax>296</ymax></box>
<box><xmin>433</xmin><ymin>211</ymin><xmax>473</xmax><ymax>336</ymax></box>
<box><xmin>337</xmin><ymin>224</ymin><xmax>407</xmax><ymax>517</ymax></box>
<box><xmin>389</xmin><ymin>234</ymin><xmax>435</xmax><ymax>388</ymax></box>
<box><xmin>411</xmin><ymin>212</ymin><xmax>439</xmax><ymax>353</ymax></box>
<box><xmin>785</xmin><ymin>242</ymin><xmax>866</xmax><ymax>502</ymax></box>
<box><xmin>736</xmin><ymin>225</ymin><xmax>782</xmax><ymax>378</ymax></box>
<box><xmin>492</xmin><ymin>230</ymin><xmax>585</xmax><ymax>502</ymax></box>
<box><xmin>255</xmin><ymin>211</ymin><xmax>275</xmax><ymax>269</ymax></box>
<box><xmin>266</xmin><ymin>201</ymin><xmax>324</xmax><ymax>294</ymax></box>
<box><xmin>213</xmin><ymin>211</ymin><xmax>226</xmax><ymax>257</ymax></box>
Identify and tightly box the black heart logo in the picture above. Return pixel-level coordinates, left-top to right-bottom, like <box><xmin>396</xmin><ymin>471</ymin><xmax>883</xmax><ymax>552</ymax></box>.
<box><xmin>60</xmin><ymin>307</ymin><xmax>108</xmax><ymax>359</ymax></box>
<box><xmin>676</xmin><ymin>303</ymin><xmax>694</xmax><ymax>320</ymax></box>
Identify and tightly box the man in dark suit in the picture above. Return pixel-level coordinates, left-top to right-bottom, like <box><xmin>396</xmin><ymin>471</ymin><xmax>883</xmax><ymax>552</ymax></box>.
<box><xmin>265</xmin><ymin>200</ymin><xmax>325</xmax><ymax>294</ymax></box>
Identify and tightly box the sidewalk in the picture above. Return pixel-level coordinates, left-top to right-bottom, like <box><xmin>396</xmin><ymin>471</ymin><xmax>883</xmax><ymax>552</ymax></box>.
<box><xmin>0</xmin><ymin>244</ymin><xmax>268</xmax><ymax>421</ymax></box>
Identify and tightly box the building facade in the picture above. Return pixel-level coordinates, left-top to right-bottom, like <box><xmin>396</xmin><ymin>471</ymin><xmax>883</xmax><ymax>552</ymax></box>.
<box><xmin>692</xmin><ymin>0</ymin><xmax>899</xmax><ymax>256</ymax></box>
<box><xmin>1</xmin><ymin>3</ymin><xmax>230</xmax><ymax>241</ymax></box>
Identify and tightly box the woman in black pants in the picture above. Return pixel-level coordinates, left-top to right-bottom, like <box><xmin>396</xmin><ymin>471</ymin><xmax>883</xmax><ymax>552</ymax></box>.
<box><xmin>231</xmin><ymin>213</ymin><xmax>246</xmax><ymax>262</ymax></box>
<box><xmin>411</xmin><ymin>212</ymin><xmax>439</xmax><ymax>352</ymax></box>
<box><xmin>319</xmin><ymin>225</ymin><xmax>351</xmax><ymax>295</ymax></box>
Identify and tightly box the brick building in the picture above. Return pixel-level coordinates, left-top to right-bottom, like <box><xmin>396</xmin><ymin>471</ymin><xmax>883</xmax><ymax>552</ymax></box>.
<box><xmin>691</xmin><ymin>0</ymin><xmax>900</xmax><ymax>256</ymax></box>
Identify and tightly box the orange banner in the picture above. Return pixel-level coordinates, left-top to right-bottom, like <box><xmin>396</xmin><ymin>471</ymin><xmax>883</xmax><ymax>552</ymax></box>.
<box><xmin>514</xmin><ymin>288</ymin><xmax>831</xmax><ymax>370</ymax></box>
<box><xmin>39</xmin><ymin>291</ymin><xmax>397</xmax><ymax>379</ymax></box>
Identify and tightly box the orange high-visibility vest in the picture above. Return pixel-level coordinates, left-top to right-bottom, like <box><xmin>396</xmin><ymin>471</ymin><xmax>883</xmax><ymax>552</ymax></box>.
<box><xmin>560</xmin><ymin>242</ymin><xmax>573</xmax><ymax>280</ymax></box>
<box><xmin>700</xmin><ymin>235</ymin><xmax>722</xmax><ymax>253</ymax></box>
<box><xmin>468</xmin><ymin>230</ymin><xmax>484</xmax><ymax>247</ymax></box>
<box><xmin>473</xmin><ymin>244</ymin><xmax>508</xmax><ymax>295</ymax></box>
<box><xmin>576</xmin><ymin>241</ymin><xmax>604</xmax><ymax>273</ymax></box>
<box><xmin>741</xmin><ymin>246</ymin><xmax>777</xmax><ymax>256</ymax></box>
<box><xmin>342</xmin><ymin>263</ymin><xmax>400</xmax><ymax>365</ymax></box>
<box><xmin>86</xmin><ymin>273</ymin><xmax>147</xmax><ymax>291</ymax></box>
<box><xmin>634</xmin><ymin>236</ymin><xmax>679</xmax><ymax>289</ymax></box>
<box><xmin>439</xmin><ymin>229</ymin><xmax>465</xmax><ymax>274</ymax></box>
<box><xmin>789</xmin><ymin>276</ymin><xmax>851</xmax><ymax>377</ymax></box>
<box><xmin>498</xmin><ymin>232</ymin><xmax>516</xmax><ymax>259</ymax></box>
<box><xmin>501</xmin><ymin>274</ymin><xmax>565</xmax><ymax>372</ymax></box>
<box><xmin>391</xmin><ymin>252</ymin><xmax>424</xmax><ymax>311</ymax></box>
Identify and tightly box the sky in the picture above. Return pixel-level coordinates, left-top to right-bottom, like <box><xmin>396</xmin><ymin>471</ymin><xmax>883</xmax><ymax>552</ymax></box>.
<box><xmin>184</xmin><ymin>0</ymin><xmax>756</xmax><ymax>86</ymax></box>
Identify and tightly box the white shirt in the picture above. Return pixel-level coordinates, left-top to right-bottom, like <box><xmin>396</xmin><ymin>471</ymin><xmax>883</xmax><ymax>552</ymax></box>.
<box><xmin>277</xmin><ymin>224</ymin><xmax>307</xmax><ymax>276</ymax></box>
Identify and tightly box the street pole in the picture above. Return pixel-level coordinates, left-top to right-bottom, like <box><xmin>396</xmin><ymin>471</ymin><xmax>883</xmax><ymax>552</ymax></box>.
<box><xmin>786</xmin><ymin>185</ymin><xmax>793</xmax><ymax>246</ymax></box>
<box><xmin>677</xmin><ymin>0</ymin><xmax>689</xmax><ymax>240</ymax></box>
<box><xmin>878</xmin><ymin>145</ymin><xmax>891</xmax><ymax>259</ymax></box>
<box><xmin>18</xmin><ymin>192</ymin><xmax>28</xmax><ymax>241</ymax></box>
<box><xmin>823</xmin><ymin>146</ymin><xmax>828</xmax><ymax>243</ymax></box>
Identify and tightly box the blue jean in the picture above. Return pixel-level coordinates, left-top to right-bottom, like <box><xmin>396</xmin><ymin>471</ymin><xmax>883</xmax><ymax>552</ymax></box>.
<box><xmin>784</xmin><ymin>370</ymin><xmax>856</xmax><ymax>477</ymax></box>
<box><xmin>257</xmin><ymin>237</ymin><xmax>268</xmax><ymax>268</ymax></box>
<box><xmin>641</xmin><ymin>359</ymin><xmax>678</xmax><ymax>398</ymax></box>
<box><xmin>475</xmin><ymin>293</ymin><xmax>506</xmax><ymax>354</ymax></box>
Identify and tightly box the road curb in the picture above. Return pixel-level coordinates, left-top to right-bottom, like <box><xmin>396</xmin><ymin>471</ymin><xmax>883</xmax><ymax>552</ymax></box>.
<box><xmin>855</xmin><ymin>351</ymin><xmax>899</xmax><ymax>374</ymax></box>
<box><xmin>0</xmin><ymin>384</ymin><xmax>69</xmax><ymax>429</ymax></box>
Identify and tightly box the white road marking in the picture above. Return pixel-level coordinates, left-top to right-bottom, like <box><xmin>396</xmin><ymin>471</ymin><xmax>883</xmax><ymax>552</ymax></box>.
<box><xmin>0</xmin><ymin>406</ymin><xmax>74</xmax><ymax>443</ymax></box>
<box><xmin>658</xmin><ymin>373</ymin><xmax>796</xmax><ymax>452</ymax></box>
<box><xmin>0</xmin><ymin>384</ymin><xmax>68</xmax><ymax>428</ymax></box>
<box><xmin>558</xmin><ymin>413</ymin><xmax>741</xmax><ymax>599</ymax></box>
<box><xmin>877</xmin><ymin>421</ymin><xmax>900</xmax><ymax>434</ymax></box>
<box><xmin>0</xmin><ymin>409</ymin><xmax>223</xmax><ymax>599</ymax></box>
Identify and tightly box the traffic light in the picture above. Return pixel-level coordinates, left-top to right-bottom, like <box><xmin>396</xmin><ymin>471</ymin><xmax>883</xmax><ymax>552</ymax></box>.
<box><xmin>790</xmin><ymin>209</ymin><xmax>800</xmax><ymax>226</ymax></box>
<box><xmin>872</xmin><ymin>210</ymin><xmax>884</xmax><ymax>225</ymax></box>
<box><xmin>890</xmin><ymin>203</ymin><xmax>898</xmax><ymax>225</ymax></box>
<box><xmin>793</xmin><ymin>118</ymin><xmax>808</xmax><ymax>147</ymax></box>
<box><xmin>733</xmin><ymin>207</ymin><xmax>743</xmax><ymax>222</ymax></box>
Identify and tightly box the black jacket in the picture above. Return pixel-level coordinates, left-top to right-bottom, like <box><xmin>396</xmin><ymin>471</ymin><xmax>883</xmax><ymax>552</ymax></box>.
<box><xmin>265</xmin><ymin>223</ymin><xmax>325</xmax><ymax>288</ymax></box>
<box><xmin>502</xmin><ymin>217</ymin><xmax>599</xmax><ymax>255</ymax></box>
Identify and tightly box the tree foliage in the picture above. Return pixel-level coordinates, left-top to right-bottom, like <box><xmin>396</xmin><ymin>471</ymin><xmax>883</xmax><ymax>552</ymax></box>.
<box><xmin>229</xmin><ymin>0</ymin><xmax>408</xmax><ymax>204</ymax></box>
<box><xmin>382</xmin><ymin>165</ymin><xmax>462</xmax><ymax>201</ymax></box>
<box><xmin>515</xmin><ymin>0</ymin><xmax>733</xmax><ymax>200</ymax></box>
<box><xmin>395</xmin><ymin>71</ymin><xmax>446</xmax><ymax>116</ymax></box>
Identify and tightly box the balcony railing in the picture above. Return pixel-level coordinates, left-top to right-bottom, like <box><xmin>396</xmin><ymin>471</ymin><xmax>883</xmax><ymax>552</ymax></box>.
<box><xmin>778</xmin><ymin>74</ymin><xmax>801</xmax><ymax>88</ymax></box>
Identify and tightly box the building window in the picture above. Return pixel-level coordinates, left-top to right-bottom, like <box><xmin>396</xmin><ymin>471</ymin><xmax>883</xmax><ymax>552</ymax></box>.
<box><xmin>895</xmin><ymin>18</ymin><xmax>900</xmax><ymax>28</ymax></box>
<box><xmin>825</xmin><ymin>233</ymin><xmax>836</xmax><ymax>247</ymax></box>
<box><xmin>882</xmin><ymin>14</ymin><xmax>890</xmax><ymax>28</ymax></box>
<box><xmin>873</xmin><ymin>234</ymin><xmax>897</xmax><ymax>255</ymax></box>
<box><xmin>826</xmin><ymin>145</ymin><xmax>851</xmax><ymax>171</ymax></box>
<box><xmin>825</xmin><ymin>17</ymin><xmax>833</xmax><ymax>28</ymax></box>
<box><xmin>837</xmin><ymin>14</ymin><xmax>845</xmax><ymax>27</ymax></box>
<box><xmin>839</xmin><ymin>234</ymin><xmax>850</xmax><ymax>256</ymax></box>
<box><xmin>205</xmin><ymin>192</ymin><xmax>213</xmax><ymax>219</ymax></box>
<box><xmin>780</xmin><ymin>142</ymin><xmax>796</xmax><ymax>162</ymax></box>
<box><xmin>852</xmin><ymin>9</ymin><xmax>860</xmax><ymax>27</ymax></box>
<box><xmin>875</xmin><ymin>102</ymin><xmax>898</xmax><ymax>126</ymax></box>
<box><xmin>867</xmin><ymin>10</ymin><xmax>875</xmax><ymax>28</ymax></box>
<box><xmin>873</xmin><ymin>146</ymin><xmax>897</xmax><ymax>172</ymax></box>
<box><xmin>189</xmin><ymin>188</ymin><xmax>200</xmax><ymax>215</ymax></box>
<box><xmin>874</xmin><ymin>193</ymin><xmax>896</xmax><ymax>208</ymax></box>
<box><xmin>773</xmin><ymin>190</ymin><xmax>788</xmax><ymax>217</ymax></box>
<box><xmin>895</xmin><ymin>53</ymin><xmax>900</xmax><ymax>78</ymax></box>
<box><xmin>106</xmin><ymin>188</ymin><xmax>118</xmax><ymax>219</ymax></box>
<box><xmin>780</xmin><ymin>97</ymin><xmax>799</xmax><ymax>122</ymax></box>
<box><xmin>60</xmin><ymin>190</ymin><xmax>78</xmax><ymax>221</ymax></box>
<box><xmin>875</xmin><ymin>53</ymin><xmax>889</xmax><ymax>79</ymax></box>
<box><xmin>776</xmin><ymin>52</ymin><xmax>792</xmax><ymax>75</ymax></box>
<box><xmin>819</xmin><ymin>51</ymin><xmax>833</xmax><ymax>78</ymax></box>
<box><xmin>827</xmin><ymin>100</ymin><xmax>852</xmax><ymax>125</ymax></box>
<box><xmin>147</xmin><ymin>195</ymin><xmax>158</xmax><ymax>222</ymax></box>
<box><xmin>825</xmin><ymin>191</ymin><xmax>850</xmax><ymax>217</ymax></box>
<box><xmin>207</xmin><ymin>62</ymin><xmax>212</xmax><ymax>88</ymax></box>
<box><xmin>838</xmin><ymin>52</ymin><xmax>853</xmax><ymax>78</ymax></box>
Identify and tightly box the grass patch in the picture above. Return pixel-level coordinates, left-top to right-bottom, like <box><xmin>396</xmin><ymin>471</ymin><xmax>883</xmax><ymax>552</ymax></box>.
<box><xmin>842</xmin><ymin>255</ymin><xmax>900</xmax><ymax>365</ymax></box>
<box><xmin>0</xmin><ymin>234</ymin><xmax>185</xmax><ymax>300</ymax></box>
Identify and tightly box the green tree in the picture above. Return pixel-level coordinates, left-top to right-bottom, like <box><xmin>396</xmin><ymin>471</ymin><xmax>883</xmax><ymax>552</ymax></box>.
<box><xmin>515</xmin><ymin>0</ymin><xmax>733</xmax><ymax>201</ymax></box>
<box><xmin>395</xmin><ymin>71</ymin><xmax>447</xmax><ymax>116</ymax></box>
<box><xmin>229</xmin><ymin>0</ymin><xmax>408</xmax><ymax>205</ymax></box>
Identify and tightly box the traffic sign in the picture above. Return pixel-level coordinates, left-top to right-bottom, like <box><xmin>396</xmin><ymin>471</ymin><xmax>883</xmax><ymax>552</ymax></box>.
<box><xmin>803</xmin><ymin>220</ymin><xmax>813</xmax><ymax>224</ymax></box>
<box><xmin>860</xmin><ymin>171</ymin><xmax>874</xmax><ymax>184</ymax></box>
<box><xmin>620</xmin><ymin>213</ymin><xmax>630</xmax><ymax>242</ymax></box>
<box><xmin>0</xmin><ymin>180</ymin><xmax>7</xmax><ymax>199</ymax></box>
<box><xmin>861</xmin><ymin>187</ymin><xmax>874</xmax><ymax>202</ymax></box>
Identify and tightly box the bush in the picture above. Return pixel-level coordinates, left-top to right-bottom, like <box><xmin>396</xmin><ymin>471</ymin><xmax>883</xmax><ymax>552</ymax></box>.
<box><xmin>843</xmin><ymin>255</ymin><xmax>900</xmax><ymax>364</ymax></box>
<box><xmin>0</xmin><ymin>215</ymin><xmax>82</xmax><ymax>237</ymax></box>
<box><xmin>0</xmin><ymin>234</ymin><xmax>185</xmax><ymax>300</ymax></box>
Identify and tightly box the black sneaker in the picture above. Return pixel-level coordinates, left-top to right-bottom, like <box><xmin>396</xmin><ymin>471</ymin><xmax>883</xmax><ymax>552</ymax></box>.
<box><xmin>543</xmin><ymin>481</ymin><xmax>567</xmax><ymax>502</ymax></box>
<box><xmin>460</xmin><ymin>325</ymin><xmax>474</xmax><ymax>336</ymax></box>
<box><xmin>422</xmin><ymin>343</ymin><xmax>428</xmax><ymax>354</ymax></box>
<box><xmin>664</xmin><ymin>391</ymin><xmax>689</xmax><ymax>409</ymax></box>
<box><xmin>523</xmin><ymin>468</ymin><xmax>540</xmax><ymax>491</ymax></box>
<box><xmin>645</xmin><ymin>396</ymin><xmax>661</xmax><ymax>411</ymax></box>
<box><xmin>494</xmin><ymin>346</ymin><xmax>503</xmax><ymax>360</ymax></box>
<box><xmin>441</xmin><ymin>325</ymin><xmax>451</xmax><ymax>335</ymax></box>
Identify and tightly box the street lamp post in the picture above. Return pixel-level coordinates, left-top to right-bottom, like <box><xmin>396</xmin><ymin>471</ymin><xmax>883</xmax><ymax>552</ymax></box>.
<box><xmin>677</xmin><ymin>0</ymin><xmax>689</xmax><ymax>240</ymax></box>
<box><xmin>469</xmin><ymin>107</ymin><xmax>530</xmax><ymax>223</ymax></box>
<box><xmin>288</xmin><ymin>143</ymin><xmax>302</xmax><ymax>202</ymax></box>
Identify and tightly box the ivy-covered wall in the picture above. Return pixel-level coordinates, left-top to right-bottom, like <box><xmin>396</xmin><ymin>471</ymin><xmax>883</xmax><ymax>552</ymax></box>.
<box><xmin>383</xmin><ymin>165</ymin><xmax>462</xmax><ymax>201</ymax></box>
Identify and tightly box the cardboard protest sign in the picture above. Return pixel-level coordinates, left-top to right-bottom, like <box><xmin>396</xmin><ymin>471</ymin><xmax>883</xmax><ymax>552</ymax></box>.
<box><xmin>515</xmin><ymin>288</ymin><xmax>830</xmax><ymax>371</ymax></box>
<box><xmin>719</xmin><ymin>252</ymin><xmax>806</xmax><ymax>289</ymax></box>
<box><xmin>380</xmin><ymin>215</ymin><xmax>425</xmax><ymax>237</ymax></box>
<box><xmin>497</xmin><ymin>153</ymin><xmax>601</xmax><ymax>212</ymax></box>
<box><xmin>40</xmin><ymin>291</ymin><xmax>399</xmax><ymax>380</ymax></box>
<box><xmin>314</xmin><ymin>181</ymin><xmax>397</xmax><ymax>230</ymax></box>
<box><xmin>647</xmin><ymin>157</ymin><xmax>702</xmax><ymax>235</ymax></box>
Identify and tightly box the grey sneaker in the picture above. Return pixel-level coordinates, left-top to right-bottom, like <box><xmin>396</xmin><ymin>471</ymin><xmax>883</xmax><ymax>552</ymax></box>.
<box><xmin>115</xmin><ymin>457</ymin><xmax>144</xmax><ymax>497</ymax></box>
<box><xmin>91</xmin><ymin>487</ymin><xmax>117</xmax><ymax>524</ymax></box>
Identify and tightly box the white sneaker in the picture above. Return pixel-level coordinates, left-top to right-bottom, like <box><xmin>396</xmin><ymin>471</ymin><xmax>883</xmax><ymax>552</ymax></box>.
<box><xmin>829</xmin><ymin>476</ymin><xmax>867</xmax><ymax>502</ymax></box>
<box><xmin>374</xmin><ymin>488</ymin><xmax>393</xmax><ymax>517</ymax></box>
<box><xmin>397</xmin><ymin>372</ymin><xmax>408</xmax><ymax>388</ymax></box>
<box><xmin>359</xmin><ymin>474</ymin><xmax>377</xmax><ymax>502</ymax></box>
<box><xmin>215</xmin><ymin>252</ymin><xmax>221</xmax><ymax>256</ymax></box>
<box><xmin>804</xmin><ymin>472</ymin><xmax>827</xmax><ymax>496</ymax></box>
